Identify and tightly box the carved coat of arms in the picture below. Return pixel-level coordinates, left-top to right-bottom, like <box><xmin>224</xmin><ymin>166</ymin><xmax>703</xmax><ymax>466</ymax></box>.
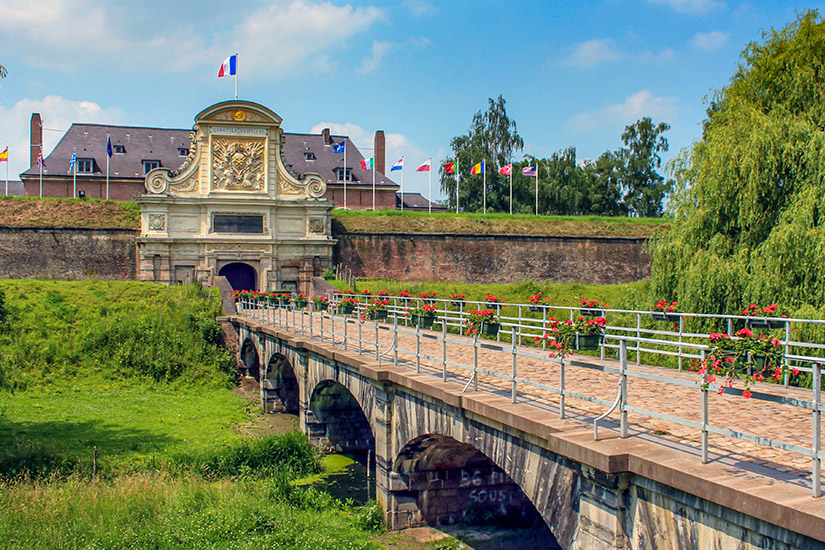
<box><xmin>212</xmin><ymin>138</ymin><xmax>265</xmax><ymax>191</ymax></box>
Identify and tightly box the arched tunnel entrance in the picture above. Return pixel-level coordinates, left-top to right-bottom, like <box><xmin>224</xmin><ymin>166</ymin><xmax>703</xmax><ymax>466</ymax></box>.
<box><xmin>392</xmin><ymin>434</ymin><xmax>560</xmax><ymax>548</ymax></box>
<box><xmin>219</xmin><ymin>262</ymin><xmax>257</xmax><ymax>291</ymax></box>
<box><xmin>263</xmin><ymin>354</ymin><xmax>299</xmax><ymax>414</ymax></box>
<box><xmin>239</xmin><ymin>337</ymin><xmax>260</xmax><ymax>381</ymax></box>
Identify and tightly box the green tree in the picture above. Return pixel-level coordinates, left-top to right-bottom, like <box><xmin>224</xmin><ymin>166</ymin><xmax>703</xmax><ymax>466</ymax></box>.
<box><xmin>440</xmin><ymin>95</ymin><xmax>523</xmax><ymax>212</ymax></box>
<box><xmin>617</xmin><ymin>117</ymin><xmax>673</xmax><ymax>217</ymax></box>
<box><xmin>584</xmin><ymin>152</ymin><xmax>627</xmax><ymax>216</ymax></box>
<box><xmin>649</xmin><ymin>10</ymin><xmax>825</xmax><ymax>313</ymax></box>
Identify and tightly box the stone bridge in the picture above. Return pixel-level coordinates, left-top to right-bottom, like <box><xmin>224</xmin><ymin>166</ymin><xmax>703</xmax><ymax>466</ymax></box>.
<box><xmin>229</xmin><ymin>315</ymin><xmax>825</xmax><ymax>549</ymax></box>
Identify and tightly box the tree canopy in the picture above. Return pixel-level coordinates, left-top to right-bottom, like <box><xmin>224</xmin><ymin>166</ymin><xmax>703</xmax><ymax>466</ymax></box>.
<box><xmin>649</xmin><ymin>10</ymin><xmax>825</xmax><ymax>313</ymax></box>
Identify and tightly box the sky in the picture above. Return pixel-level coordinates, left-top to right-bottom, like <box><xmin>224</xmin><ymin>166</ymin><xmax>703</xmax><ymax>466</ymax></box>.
<box><xmin>0</xmin><ymin>0</ymin><xmax>820</xmax><ymax>200</ymax></box>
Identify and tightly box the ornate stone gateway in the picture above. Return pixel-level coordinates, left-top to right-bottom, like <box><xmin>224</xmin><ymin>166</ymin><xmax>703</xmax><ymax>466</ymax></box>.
<box><xmin>136</xmin><ymin>100</ymin><xmax>335</xmax><ymax>293</ymax></box>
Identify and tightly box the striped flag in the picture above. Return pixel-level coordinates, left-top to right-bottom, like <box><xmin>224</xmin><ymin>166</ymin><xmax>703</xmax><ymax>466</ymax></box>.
<box><xmin>0</xmin><ymin>147</ymin><xmax>7</xmax><ymax>162</ymax></box>
<box><xmin>390</xmin><ymin>158</ymin><xmax>403</xmax><ymax>171</ymax></box>
<box><xmin>444</xmin><ymin>161</ymin><xmax>456</xmax><ymax>174</ymax></box>
<box><xmin>416</xmin><ymin>159</ymin><xmax>431</xmax><ymax>172</ymax></box>
<box><xmin>360</xmin><ymin>157</ymin><xmax>374</xmax><ymax>171</ymax></box>
<box><xmin>69</xmin><ymin>149</ymin><xmax>77</xmax><ymax>172</ymax></box>
<box><xmin>522</xmin><ymin>165</ymin><xmax>537</xmax><ymax>177</ymax></box>
<box><xmin>218</xmin><ymin>54</ymin><xmax>237</xmax><ymax>77</ymax></box>
<box><xmin>37</xmin><ymin>149</ymin><xmax>46</xmax><ymax>167</ymax></box>
<box><xmin>470</xmin><ymin>161</ymin><xmax>485</xmax><ymax>175</ymax></box>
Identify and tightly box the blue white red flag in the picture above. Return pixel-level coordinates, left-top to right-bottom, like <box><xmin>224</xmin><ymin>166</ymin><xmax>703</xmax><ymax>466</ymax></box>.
<box><xmin>390</xmin><ymin>158</ymin><xmax>403</xmax><ymax>171</ymax></box>
<box><xmin>522</xmin><ymin>165</ymin><xmax>537</xmax><ymax>177</ymax></box>
<box><xmin>218</xmin><ymin>54</ymin><xmax>237</xmax><ymax>77</ymax></box>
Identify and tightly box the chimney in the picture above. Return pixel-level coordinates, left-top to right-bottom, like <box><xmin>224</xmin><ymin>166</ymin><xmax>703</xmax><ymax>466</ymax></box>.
<box><xmin>30</xmin><ymin>113</ymin><xmax>42</xmax><ymax>168</ymax></box>
<box><xmin>374</xmin><ymin>130</ymin><xmax>385</xmax><ymax>175</ymax></box>
<box><xmin>322</xmin><ymin>127</ymin><xmax>331</xmax><ymax>144</ymax></box>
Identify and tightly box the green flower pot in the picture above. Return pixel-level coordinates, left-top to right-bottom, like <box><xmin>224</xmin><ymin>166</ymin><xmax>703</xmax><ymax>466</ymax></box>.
<box><xmin>576</xmin><ymin>333</ymin><xmax>600</xmax><ymax>350</ymax></box>
<box><xmin>313</xmin><ymin>302</ymin><xmax>328</xmax><ymax>311</ymax></box>
<box><xmin>368</xmin><ymin>309</ymin><xmax>388</xmax><ymax>321</ymax></box>
<box><xmin>412</xmin><ymin>314</ymin><xmax>435</xmax><ymax>329</ymax></box>
<box><xmin>481</xmin><ymin>322</ymin><xmax>500</xmax><ymax>337</ymax></box>
<box><xmin>339</xmin><ymin>304</ymin><xmax>354</xmax><ymax>315</ymax></box>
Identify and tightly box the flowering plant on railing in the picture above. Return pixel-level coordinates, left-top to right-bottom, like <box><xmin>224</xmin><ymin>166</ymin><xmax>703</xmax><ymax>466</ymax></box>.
<box><xmin>485</xmin><ymin>293</ymin><xmax>503</xmax><ymax>304</ymax></box>
<box><xmin>450</xmin><ymin>293</ymin><xmax>465</xmax><ymax>301</ymax></box>
<box><xmin>579</xmin><ymin>298</ymin><xmax>607</xmax><ymax>316</ymax></box>
<box><xmin>420</xmin><ymin>291</ymin><xmax>437</xmax><ymax>299</ymax></box>
<box><xmin>377</xmin><ymin>290</ymin><xmax>390</xmax><ymax>297</ymax></box>
<box><xmin>536</xmin><ymin>316</ymin><xmax>606</xmax><ymax>358</ymax></box>
<box><xmin>361</xmin><ymin>298</ymin><xmax>389</xmax><ymax>322</ymax></box>
<box><xmin>652</xmin><ymin>300</ymin><xmax>680</xmax><ymax>323</ymax></box>
<box><xmin>312</xmin><ymin>295</ymin><xmax>329</xmax><ymax>305</ymax></box>
<box><xmin>465</xmin><ymin>309</ymin><xmax>498</xmax><ymax>335</ymax></box>
<box><xmin>409</xmin><ymin>303</ymin><xmax>438</xmax><ymax>317</ymax></box>
<box><xmin>294</xmin><ymin>293</ymin><xmax>308</xmax><ymax>307</ymax></box>
<box><xmin>397</xmin><ymin>290</ymin><xmax>412</xmax><ymax>298</ymax></box>
<box><xmin>698</xmin><ymin>328</ymin><xmax>793</xmax><ymax>397</ymax></box>
<box><xmin>741</xmin><ymin>303</ymin><xmax>788</xmax><ymax>329</ymax></box>
<box><xmin>360</xmin><ymin>289</ymin><xmax>374</xmax><ymax>296</ymax></box>
<box><xmin>528</xmin><ymin>292</ymin><xmax>544</xmax><ymax>305</ymax></box>
<box><xmin>655</xmin><ymin>300</ymin><xmax>678</xmax><ymax>313</ymax></box>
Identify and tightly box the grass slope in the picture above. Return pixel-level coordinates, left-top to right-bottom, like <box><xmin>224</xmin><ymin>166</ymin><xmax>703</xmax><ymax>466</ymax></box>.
<box><xmin>0</xmin><ymin>196</ymin><xmax>139</xmax><ymax>228</ymax></box>
<box><xmin>332</xmin><ymin>209</ymin><xmax>668</xmax><ymax>238</ymax></box>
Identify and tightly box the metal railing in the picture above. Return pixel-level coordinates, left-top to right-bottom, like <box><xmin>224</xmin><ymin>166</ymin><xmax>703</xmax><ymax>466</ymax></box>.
<box><xmin>236</xmin><ymin>296</ymin><xmax>824</xmax><ymax>497</ymax></box>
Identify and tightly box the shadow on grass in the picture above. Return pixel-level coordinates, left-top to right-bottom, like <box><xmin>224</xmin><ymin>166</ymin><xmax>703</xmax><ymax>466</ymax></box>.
<box><xmin>0</xmin><ymin>417</ymin><xmax>178</xmax><ymax>478</ymax></box>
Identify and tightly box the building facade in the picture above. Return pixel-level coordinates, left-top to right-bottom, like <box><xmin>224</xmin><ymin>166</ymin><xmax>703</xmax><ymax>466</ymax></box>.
<box><xmin>136</xmin><ymin>100</ymin><xmax>340</xmax><ymax>293</ymax></box>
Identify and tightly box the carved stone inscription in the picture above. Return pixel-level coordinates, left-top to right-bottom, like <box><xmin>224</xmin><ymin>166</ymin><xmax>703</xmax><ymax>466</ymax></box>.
<box><xmin>212</xmin><ymin>138</ymin><xmax>265</xmax><ymax>191</ymax></box>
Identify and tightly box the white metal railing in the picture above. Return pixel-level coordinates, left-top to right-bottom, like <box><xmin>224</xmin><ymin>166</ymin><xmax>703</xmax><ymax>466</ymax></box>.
<box><xmin>236</xmin><ymin>296</ymin><xmax>824</xmax><ymax>498</ymax></box>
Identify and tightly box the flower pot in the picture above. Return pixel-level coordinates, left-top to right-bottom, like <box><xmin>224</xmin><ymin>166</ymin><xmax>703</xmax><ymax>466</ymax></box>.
<box><xmin>579</xmin><ymin>308</ymin><xmax>603</xmax><ymax>317</ymax></box>
<box><xmin>529</xmin><ymin>305</ymin><xmax>542</xmax><ymax>313</ymax></box>
<box><xmin>294</xmin><ymin>300</ymin><xmax>308</xmax><ymax>309</ymax></box>
<box><xmin>368</xmin><ymin>309</ymin><xmax>388</xmax><ymax>321</ymax></box>
<box><xmin>451</xmin><ymin>301</ymin><xmax>465</xmax><ymax>308</ymax></box>
<box><xmin>481</xmin><ymin>321</ymin><xmax>500</xmax><ymax>337</ymax></box>
<box><xmin>339</xmin><ymin>304</ymin><xmax>354</xmax><ymax>315</ymax></box>
<box><xmin>423</xmin><ymin>299</ymin><xmax>436</xmax><ymax>307</ymax></box>
<box><xmin>747</xmin><ymin>319</ymin><xmax>786</xmax><ymax>330</ymax></box>
<box><xmin>411</xmin><ymin>314</ymin><xmax>435</xmax><ymax>329</ymax></box>
<box><xmin>313</xmin><ymin>302</ymin><xmax>328</xmax><ymax>311</ymax></box>
<box><xmin>486</xmin><ymin>303</ymin><xmax>502</xmax><ymax>313</ymax></box>
<box><xmin>651</xmin><ymin>312</ymin><xmax>679</xmax><ymax>323</ymax></box>
<box><xmin>576</xmin><ymin>333</ymin><xmax>601</xmax><ymax>350</ymax></box>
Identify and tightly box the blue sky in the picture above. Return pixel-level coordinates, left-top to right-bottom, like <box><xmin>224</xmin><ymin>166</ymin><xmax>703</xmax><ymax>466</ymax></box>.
<box><xmin>0</xmin><ymin>0</ymin><xmax>819</xmax><ymax>200</ymax></box>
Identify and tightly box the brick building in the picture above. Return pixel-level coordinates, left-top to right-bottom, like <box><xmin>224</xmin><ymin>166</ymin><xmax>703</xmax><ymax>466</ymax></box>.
<box><xmin>20</xmin><ymin>112</ymin><xmax>399</xmax><ymax>209</ymax></box>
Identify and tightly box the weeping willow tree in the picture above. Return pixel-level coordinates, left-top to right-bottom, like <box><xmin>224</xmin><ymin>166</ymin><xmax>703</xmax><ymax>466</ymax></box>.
<box><xmin>650</xmin><ymin>11</ymin><xmax>825</xmax><ymax>315</ymax></box>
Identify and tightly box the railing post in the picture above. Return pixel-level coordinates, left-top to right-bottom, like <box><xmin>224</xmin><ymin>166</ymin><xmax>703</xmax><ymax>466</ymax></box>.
<box><xmin>701</xmin><ymin>349</ymin><xmax>709</xmax><ymax>464</ymax></box>
<box><xmin>813</xmin><ymin>362</ymin><xmax>821</xmax><ymax>497</ymax></box>
<box><xmin>511</xmin><ymin>327</ymin><xmax>518</xmax><ymax>403</ymax></box>
<box><xmin>358</xmin><ymin>311</ymin><xmax>362</xmax><ymax>354</ymax></box>
<box><xmin>784</xmin><ymin>322</ymin><xmax>791</xmax><ymax>387</ymax></box>
<box><xmin>441</xmin><ymin>317</ymin><xmax>447</xmax><ymax>381</ymax></box>
<box><xmin>374</xmin><ymin>319</ymin><xmax>379</xmax><ymax>360</ymax></box>
<box><xmin>393</xmin><ymin>314</ymin><xmax>398</xmax><ymax>366</ymax></box>
<box><xmin>416</xmin><ymin>323</ymin><xmax>421</xmax><ymax>373</ymax></box>
<box><xmin>559</xmin><ymin>357</ymin><xmax>566</xmax><ymax>419</ymax></box>
<box><xmin>636</xmin><ymin>313</ymin><xmax>641</xmax><ymax>365</ymax></box>
<box><xmin>678</xmin><ymin>315</ymin><xmax>684</xmax><ymax>370</ymax></box>
<box><xmin>542</xmin><ymin>307</ymin><xmax>547</xmax><ymax>351</ymax></box>
<box><xmin>473</xmin><ymin>333</ymin><xmax>479</xmax><ymax>391</ymax></box>
<box><xmin>620</xmin><ymin>339</ymin><xmax>628</xmax><ymax>438</ymax></box>
<box><xmin>343</xmin><ymin>313</ymin><xmax>348</xmax><ymax>351</ymax></box>
<box><xmin>309</xmin><ymin>303</ymin><xmax>314</xmax><ymax>338</ymax></box>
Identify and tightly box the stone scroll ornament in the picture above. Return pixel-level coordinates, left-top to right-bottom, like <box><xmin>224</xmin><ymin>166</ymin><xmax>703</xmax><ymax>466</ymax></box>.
<box><xmin>212</xmin><ymin>138</ymin><xmax>265</xmax><ymax>191</ymax></box>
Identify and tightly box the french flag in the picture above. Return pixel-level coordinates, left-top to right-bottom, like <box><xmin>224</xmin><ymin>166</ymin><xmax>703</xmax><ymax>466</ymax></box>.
<box><xmin>218</xmin><ymin>54</ymin><xmax>237</xmax><ymax>77</ymax></box>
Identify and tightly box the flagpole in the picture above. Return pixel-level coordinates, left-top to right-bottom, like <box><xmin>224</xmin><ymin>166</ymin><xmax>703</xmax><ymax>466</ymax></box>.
<box><xmin>455</xmin><ymin>161</ymin><xmax>459</xmax><ymax>214</ymax></box>
<box><xmin>235</xmin><ymin>52</ymin><xmax>238</xmax><ymax>100</ymax></box>
<box><xmin>39</xmin><ymin>152</ymin><xmax>43</xmax><ymax>199</ymax></box>
<box><xmin>372</xmin><ymin>157</ymin><xmax>375</xmax><ymax>211</ymax></box>
<box><xmin>400</xmin><ymin>157</ymin><xmax>404</xmax><ymax>212</ymax></box>
<box><xmin>5</xmin><ymin>155</ymin><xmax>7</xmax><ymax>196</ymax></box>
<box><xmin>535</xmin><ymin>162</ymin><xmax>539</xmax><ymax>216</ymax></box>
<box><xmin>73</xmin><ymin>149</ymin><xmax>77</xmax><ymax>199</ymax></box>
<box><xmin>509</xmin><ymin>160</ymin><xmax>513</xmax><ymax>215</ymax></box>
<box><xmin>343</xmin><ymin>140</ymin><xmax>347</xmax><ymax>209</ymax></box>
<box><xmin>428</xmin><ymin>157</ymin><xmax>432</xmax><ymax>214</ymax></box>
<box><xmin>483</xmin><ymin>159</ymin><xmax>487</xmax><ymax>214</ymax></box>
<box><xmin>106</xmin><ymin>134</ymin><xmax>110</xmax><ymax>200</ymax></box>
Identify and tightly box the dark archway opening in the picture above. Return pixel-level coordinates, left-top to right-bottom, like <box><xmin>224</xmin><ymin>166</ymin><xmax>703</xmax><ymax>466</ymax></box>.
<box><xmin>307</xmin><ymin>380</ymin><xmax>376</xmax><ymax>505</ymax></box>
<box><xmin>239</xmin><ymin>337</ymin><xmax>260</xmax><ymax>381</ymax></box>
<box><xmin>264</xmin><ymin>354</ymin><xmax>299</xmax><ymax>414</ymax></box>
<box><xmin>392</xmin><ymin>434</ymin><xmax>560</xmax><ymax>548</ymax></box>
<box><xmin>219</xmin><ymin>262</ymin><xmax>257</xmax><ymax>291</ymax></box>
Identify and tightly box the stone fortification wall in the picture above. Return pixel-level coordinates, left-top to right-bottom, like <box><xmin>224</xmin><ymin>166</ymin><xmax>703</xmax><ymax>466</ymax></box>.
<box><xmin>333</xmin><ymin>232</ymin><xmax>650</xmax><ymax>284</ymax></box>
<box><xmin>0</xmin><ymin>226</ymin><xmax>137</xmax><ymax>281</ymax></box>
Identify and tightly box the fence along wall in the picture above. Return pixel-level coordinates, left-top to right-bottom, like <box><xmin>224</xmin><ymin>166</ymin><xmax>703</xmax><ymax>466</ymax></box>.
<box><xmin>333</xmin><ymin>232</ymin><xmax>650</xmax><ymax>284</ymax></box>
<box><xmin>0</xmin><ymin>226</ymin><xmax>137</xmax><ymax>280</ymax></box>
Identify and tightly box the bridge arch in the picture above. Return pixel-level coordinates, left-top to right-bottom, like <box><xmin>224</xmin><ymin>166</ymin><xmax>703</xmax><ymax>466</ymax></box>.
<box><xmin>307</xmin><ymin>379</ymin><xmax>375</xmax><ymax>454</ymax></box>
<box><xmin>239</xmin><ymin>336</ymin><xmax>261</xmax><ymax>381</ymax></box>
<box><xmin>391</xmin><ymin>433</ymin><xmax>561</xmax><ymax>547</ymax></box>
<box><xmin>263</xmin><ymin>353</ymin><xmax>299</xmax><ymax>414</ymax></box>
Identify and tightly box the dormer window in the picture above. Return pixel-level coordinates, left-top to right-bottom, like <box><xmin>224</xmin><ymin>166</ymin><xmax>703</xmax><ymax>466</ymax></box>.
<box><xmin>304</xmin><ymin>151</ymin><xmax>316</xmax><ymax>160</ymax></box>
<box><xmin>178</xmin><ymin>147</ymin><xmax>189</xmax><ymax>156</ymax></box>
<box><xmin>113</xmin><ymin>144</ymin><xmax>126</xmax><ymax>154</ymax></box>
<box><xmin>77</xmin><ymin>158</ymin><xmax>94</xmax><ymax>173</ymax></box>
<box><xmin>143</xmin><ymin>159</ymin><xmax>161</xmax><ymax>174</ymax></box>
<box><xmin>334</xmin><ymin>168</ymin><xmax>352</xmax><ymax>181</ymax></box>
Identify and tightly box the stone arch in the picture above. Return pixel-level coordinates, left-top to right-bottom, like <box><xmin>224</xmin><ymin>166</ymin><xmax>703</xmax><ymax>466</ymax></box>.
<box><xmin>392</xmin><ymin>433</ymin><xmax>561</xmax><ymax>548</ymax></box>
<box><xmin>219</xmin><ymin>262</ymin><xmax>257</xmax><ymax>291</ymax></box>
<box><xmin>263</xmin><ymin>353</ymin><xmax>299</xmax><ymax>414</ymax></box>
<box><xmin>239</xmin><ymin>336</ymin><xmax>261</xmax><ymax>381</ymax></box>
<box><xmin>307</xmin><ymin>379</ymin><xmax>375</xmax><ymax>453</ymax></box>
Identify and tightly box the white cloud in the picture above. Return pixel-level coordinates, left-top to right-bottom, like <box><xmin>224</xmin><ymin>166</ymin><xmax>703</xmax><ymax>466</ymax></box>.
<box><xmin>563</xmin><ymin>39</ymin><xmax>624</xmax><ymax>67</ymax></box>
<box><xmin>640</xmin><ymin>48</ymin><xmax>677</xmax><ymax>64</ymax></box>
<box><xmin>691</xmin><ymin>30</ymin><xmax>729</xmax><ymax>51</ymax></box>
<box><xmin>645</xmin><ymin>0</ymin><xmax>725</xmax><ymax>14</ymax></box>
<box><xmin>566</xmin><ymin>90</ymin><xmax>677</xmax><ymax>133</ymax></box>
<box><xmin>358</xmin><ymin>41</ymin><xmax>392</xmax><ymax>74</ymax></box>
<box><xmin>402</xmin><ymin>0</ymin><xmax>438</xmax><ymax>17</ymax></box>
<box><xmin>0</xmin><ymin>95</ymin><xmax>125</xmax><ymax>178</ymax></box>
<box><xmin>0</xmin><ymin>0</ymin><xmax>385</xmax><ymax>76</ymax></box>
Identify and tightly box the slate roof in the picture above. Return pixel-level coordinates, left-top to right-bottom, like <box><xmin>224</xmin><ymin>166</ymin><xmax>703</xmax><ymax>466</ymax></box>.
<box><xmin>21</xmin><ymin>124</ymin><xmax>398</xmax><ymax>189</ymax></box>
<box><xmin>397</xmin><ymin>192</ymin><xmax>446</xmax><ymax>210</ymax></box>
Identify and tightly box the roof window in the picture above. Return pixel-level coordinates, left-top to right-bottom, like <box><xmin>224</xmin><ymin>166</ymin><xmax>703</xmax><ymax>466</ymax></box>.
<box><xmin>113</xmin><ymin>144</ymin><xmax>126</xmax><ymax>154</ymax></box>
<box><xmin>142</xmin><ymin>159</ymin><xmax>161</xmax><ymax>174</ymax></box>
<box><xmin>304</xmin><ymin>151</ymin><xmax>316</xmax><ymax>160</ymax></box>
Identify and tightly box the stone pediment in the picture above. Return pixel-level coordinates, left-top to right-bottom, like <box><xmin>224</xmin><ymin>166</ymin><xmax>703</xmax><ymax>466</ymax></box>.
<box><xmin>144</xmin><ymin>100</ymin><xmax>324</xmax><ymax>199</ymax></box>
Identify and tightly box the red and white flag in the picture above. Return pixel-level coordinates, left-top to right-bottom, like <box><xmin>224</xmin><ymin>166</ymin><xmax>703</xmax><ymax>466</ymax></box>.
<box><xmin>498</xmin><ymin>164</ymin><xmax>512</xmax><ymax>176</ymax></box>
<box><xmin>416</xmin><ymin>159</ymin><xmax>431</xmax><ymax>172</ymax></box>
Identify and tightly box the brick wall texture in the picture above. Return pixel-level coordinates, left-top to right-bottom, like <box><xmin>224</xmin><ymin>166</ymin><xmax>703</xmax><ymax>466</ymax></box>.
<box><xmin>333</xmin><ymin>233</ymin><xmax>651</xmax><ymax>285</ymax></box>
<box><xmin>0</xmin><ymin>227</ymin><xmax>137</xmax><ymax>281</ymax></box>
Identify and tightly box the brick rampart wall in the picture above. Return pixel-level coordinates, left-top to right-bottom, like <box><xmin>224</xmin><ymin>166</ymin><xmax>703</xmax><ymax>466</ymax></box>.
<box><xmin>333</xmin><ymin>232</ymin><xmax>650</xmax><ymax>284</ymax></box>
<box><xmin>0</xmin><ymin>226</ymin><xmax>137</xmax><ymax>280</ymax></box>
